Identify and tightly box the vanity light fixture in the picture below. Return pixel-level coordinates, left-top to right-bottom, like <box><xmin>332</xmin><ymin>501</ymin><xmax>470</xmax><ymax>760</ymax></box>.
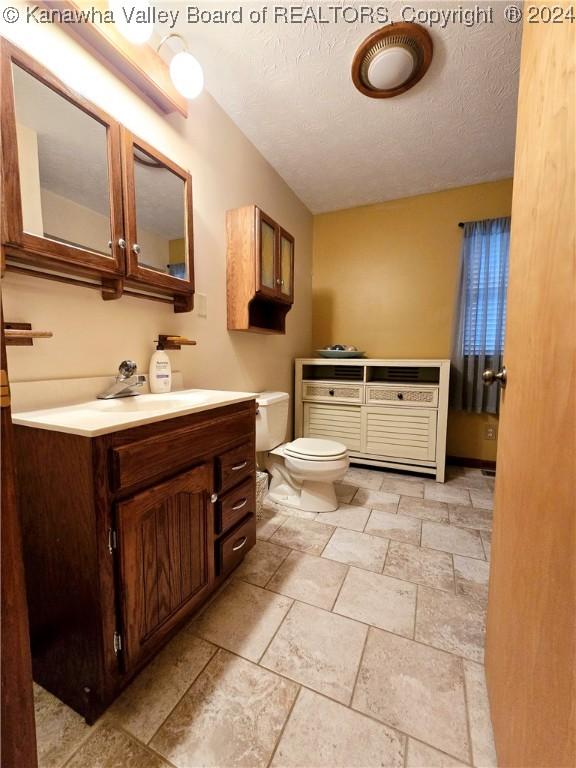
<box><xmin>351</xmin><ymin>22</ymin><xmax>433</xmax><ymax>98</ymax></box>
<box><xmin>108</xmin><ymin>0</ymin><xmax>154</xmax><ymax>44</ymax></box>
<box><xmin>157</xmin><ymin>34</ymin><xmax>204</xmax><ymax>100</ymax></box>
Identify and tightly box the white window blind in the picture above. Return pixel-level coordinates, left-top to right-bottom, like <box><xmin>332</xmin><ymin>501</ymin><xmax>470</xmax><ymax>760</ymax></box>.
<box><xmin>461</xmin><ymin>223</ymin><xmax>510</xmax><ymax>356</ymax></box>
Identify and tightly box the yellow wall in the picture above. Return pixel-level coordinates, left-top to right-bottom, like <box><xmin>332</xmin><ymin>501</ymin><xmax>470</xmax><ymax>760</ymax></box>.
<box><xmin>312</xmin><ymin>179</ymin><xmax>513</xmax><ymax>461</ymax></box>
<box><xmin>1</xmin><ymin>14</ymin><xmax>312</xmax><ymax>411</ymax></box>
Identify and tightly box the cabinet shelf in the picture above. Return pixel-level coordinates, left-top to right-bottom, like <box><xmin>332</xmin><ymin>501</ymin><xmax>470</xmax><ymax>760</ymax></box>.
<box><xmin>227</xmin><ymin>205</ymin><xmax>294</xmax><ymax>334</ymax></box>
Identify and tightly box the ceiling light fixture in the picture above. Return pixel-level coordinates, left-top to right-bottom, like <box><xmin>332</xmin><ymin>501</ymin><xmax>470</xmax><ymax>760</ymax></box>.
<box><xmin>157</xmin><ymin>34</ymin><xmax>204</xmax><ymax>100</ymax></box>
<box><xmin>351</xmin><ymin>22</ymin><xmax>433</xmax><ymax>98</ymax></box>
<box><xmin>109</xmin><ymin>0</ymin><xmax>154</xmax><ymax>44</ymax></box>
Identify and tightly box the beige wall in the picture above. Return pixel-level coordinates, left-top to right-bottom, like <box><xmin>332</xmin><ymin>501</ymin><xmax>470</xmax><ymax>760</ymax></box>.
<box><xmin>312</xmin><ymin>179</ymin><xmax>514</xmax><ymax>461</ymax></box>
<box><xmin>1</xmin><ymin>20</ymin><xmax>313</xmax><ymax>414</ymax></box>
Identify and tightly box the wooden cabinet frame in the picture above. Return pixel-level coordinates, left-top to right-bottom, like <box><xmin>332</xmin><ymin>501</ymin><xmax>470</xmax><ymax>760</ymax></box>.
<box><xmin>0</xmin><ymin>38</ymin><xmax>125</xmax><ymax>279</ymax></box>
<box><xmin>0</xmin><ymin>38</ymin><xmax>194</xmax><ymax>313</ymax></box>
<box><xmin>121</xmin><ymin>129</ymin><xmax>194</xmax><ymax>307</ymax></box>
<box><xmin>254</xmin><ymin>207</ymin><xmax>294</xmax><ymax>304</ymax></box>
<box><xmin>227</xmin><ymin>205</ymin><xmax>295</xmax><ymax>333</ymax></box>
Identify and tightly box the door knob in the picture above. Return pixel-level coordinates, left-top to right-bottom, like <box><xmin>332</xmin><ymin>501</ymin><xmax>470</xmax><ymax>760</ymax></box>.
<box><xmin>482</xmin><ymin>367</ymin><xmax>507</xmax><ymax>387</ymax></box>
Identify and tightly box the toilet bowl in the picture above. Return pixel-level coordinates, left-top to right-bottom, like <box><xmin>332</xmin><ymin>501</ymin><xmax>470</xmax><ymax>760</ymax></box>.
<box><xmin>256</xmin><ymin>392</ymin><xmax>349</xmax><ymax>513</ymax></box>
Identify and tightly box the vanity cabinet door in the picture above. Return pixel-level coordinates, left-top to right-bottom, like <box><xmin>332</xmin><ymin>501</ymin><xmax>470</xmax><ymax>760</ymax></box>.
<box><xmin>116</xmin><ymin>464</ymin><xmax>213</xmax><ymax>673</ymax></box>
<box><xmin>121</xmin><ymin>129</ymin><xmax>194</xmax><ymax>304</ymax></box>
<box><xmin>278</xmin><ymin>228</ymin><xmax>294</xmax><ymax>303</ymax></box>
<box><xmin>0</xmin><ymin>41</ymin><xmax>125</xmax><ymax>277</ymax></box>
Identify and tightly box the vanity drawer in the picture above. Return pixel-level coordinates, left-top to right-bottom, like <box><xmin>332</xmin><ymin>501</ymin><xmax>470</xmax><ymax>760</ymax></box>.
<box><xmin>217</xmin><ymin>442</ymin><xmax>255</xmax><ymax>493</ymax></box>
<box><xmin>215</xmin><ymin>476</ymin><xmax>255</xmax><ymax>535</ymax></box>
<box><xmin>302</xmin><ymin>381</ymin><xmax>363</xmax><ymax>404</ymax></box>
<box><xmin>217</xmin><ymin>514</ymin><xmax>256</xmax><ymax>576</ymax></box>
<box><xmin>109</xmin><ymin>407</ymin><xmax>254</xmax><ymax>492</ymax></box>
<box><xmin>365</xmin><ymin>385</ymin><xmax>439</xmax><ymax>408</ymax></box>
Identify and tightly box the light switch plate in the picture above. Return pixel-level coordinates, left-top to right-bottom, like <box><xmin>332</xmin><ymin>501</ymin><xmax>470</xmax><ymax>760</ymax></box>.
<box><xmin>195</xmin><ymin>293</ymin><xmax>207</xmax><ymax>318</ymax></box>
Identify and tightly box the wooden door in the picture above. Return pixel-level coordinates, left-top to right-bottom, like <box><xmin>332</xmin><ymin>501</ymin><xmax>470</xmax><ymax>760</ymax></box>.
<box><xmin>255</xmin><ymin>208</ymin><xmax>279</xmax><ymax>298</ymax></box>
<box><xmin>484</xmin><ymin>15</ymin><xmax>575</xmax><ymax>768</ymax></box>
<box><xmin>117</xmin><ymin>463</ymin><xmax>213</xmax><ymax>672</ymax></box>
<box><xmin>0</xmin><ymin>304</ymin><xmax>38</xmax><ymax>768</ymax></box>
<box><xmin>278</xmin><ymin>228</ymin><xmax>294</xmax><ymax>303</ymax></box>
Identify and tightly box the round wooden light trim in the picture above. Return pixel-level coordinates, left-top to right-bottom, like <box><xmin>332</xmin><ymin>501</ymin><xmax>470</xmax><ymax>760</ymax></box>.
<box><xmin>351</xmin><ymin>22</ymin><xmax>433</xmax><ymax>99</ymax></box>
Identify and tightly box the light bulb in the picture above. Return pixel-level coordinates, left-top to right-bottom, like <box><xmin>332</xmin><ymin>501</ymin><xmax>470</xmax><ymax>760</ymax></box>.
<box><xmin>169</xmin><ymin>51</ymin><xmax>204</xmax><ymax>99</ymax></box>
<box><xmin>109</xmin><ymin>0</ymin><xmax>153</xmax><ymax>44</ymax></box>
<box><xmin>367</xmin><ymin>48</ymin><xmax>415</xmax><ymax>90</ymax></box>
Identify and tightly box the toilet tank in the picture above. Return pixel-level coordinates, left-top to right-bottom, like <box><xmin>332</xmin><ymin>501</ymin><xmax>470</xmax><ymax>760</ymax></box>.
<box><xmin>256</xmin><ymin>392</ymin><xmax>290</xmax><ymax>451</ymax></box>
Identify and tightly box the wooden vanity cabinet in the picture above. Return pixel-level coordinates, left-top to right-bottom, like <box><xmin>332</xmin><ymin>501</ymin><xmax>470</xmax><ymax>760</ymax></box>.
<box><xmin>13</xmin><ymin>400</ymin><xmax>256</xmax><ymax>723</ymax></box>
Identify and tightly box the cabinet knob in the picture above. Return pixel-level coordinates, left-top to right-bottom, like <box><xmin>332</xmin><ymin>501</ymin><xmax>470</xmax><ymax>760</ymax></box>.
<box><xmin>329</xmin><ymin>389</ymin><xmax>335</xmax><ymax>396</ymax></box>
<box><xmin>118</xmin><ymin>238</ymin><xmax>126</xmax><ymax>250</ymax></box>
<box><xmin>276</xmin><ymin>278</ymin><xmax>282</xmax><ymax>286</ymax></box>
<box><xmin>132</xmin><ymin>243</ymin><xmax>141</xmax><ymax>256</ymax></box>
<box><xmin>397</xmin><ymin>392</ymin><xmax>404</xmax><ymax>400</ymax></box>
<box><xmin>210</xmin><ymin>493</ymin><xmax>218</xmax><ymax>503</ymax></box>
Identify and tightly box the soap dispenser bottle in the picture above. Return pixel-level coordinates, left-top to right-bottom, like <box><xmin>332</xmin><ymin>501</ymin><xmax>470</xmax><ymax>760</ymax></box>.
<box><xmin>149</xmin><ymin>340</ymin><xmax>172</xmax><ymax>394</ymax></box>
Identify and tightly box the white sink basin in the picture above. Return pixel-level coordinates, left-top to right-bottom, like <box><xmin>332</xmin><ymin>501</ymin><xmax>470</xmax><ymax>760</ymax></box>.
<box><xmin>12</xmin><ymin>389</ymin><xmax>257</xmax><ymax>437</ymax></box>
<box><xmin>91</xmin><ymin>391</ymin><xmax>213</xmax><ymax>412</ymax></box>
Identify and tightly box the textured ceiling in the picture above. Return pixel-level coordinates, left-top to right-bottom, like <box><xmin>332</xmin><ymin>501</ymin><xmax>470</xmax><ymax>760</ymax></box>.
<box><xmin>169</xmin><ymin>1</ymin><xmax>521</xmax><ymax>212</ymax></box>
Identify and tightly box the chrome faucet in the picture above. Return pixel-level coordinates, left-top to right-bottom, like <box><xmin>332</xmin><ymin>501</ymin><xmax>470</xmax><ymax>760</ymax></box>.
<box><xmin>97</xmin><ymin>360</ymin><xmax>146</xmax><ymax>400</ymax></box>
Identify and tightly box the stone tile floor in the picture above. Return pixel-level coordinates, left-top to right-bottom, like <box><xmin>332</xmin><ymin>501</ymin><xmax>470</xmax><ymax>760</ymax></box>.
<box><xmin>34</xmin><ymin>465</ymin><xmax>497</xmax><ymax>768</ymax></box>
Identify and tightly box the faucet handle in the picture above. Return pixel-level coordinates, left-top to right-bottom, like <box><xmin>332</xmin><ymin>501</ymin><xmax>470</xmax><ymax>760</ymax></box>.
<box><xmin>118</xmin><ymin>360</ymin><xmax>137</xmax><ymax>379</ymax></box>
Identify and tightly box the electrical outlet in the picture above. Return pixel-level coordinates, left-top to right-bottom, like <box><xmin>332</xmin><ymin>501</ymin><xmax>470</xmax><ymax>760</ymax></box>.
<box><xmin>485</xmin><ymin>425</ymin><xmax>497</xmax><ymax>441</ymax></box>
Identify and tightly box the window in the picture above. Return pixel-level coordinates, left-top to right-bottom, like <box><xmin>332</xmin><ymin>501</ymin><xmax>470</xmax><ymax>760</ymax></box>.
<box><xmin>451</xmin><ymin>217</ymin><xmax>511</xmax><ymax>414</ymax></box>
<box><xmin>462</xmin><ymin>225</ymin><xmax>510</xmax><ymax>355</ymax></box>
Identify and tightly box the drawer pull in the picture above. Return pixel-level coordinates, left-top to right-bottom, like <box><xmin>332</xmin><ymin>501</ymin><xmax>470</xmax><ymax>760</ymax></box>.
<box><xmin>232</xmin><ymin>536</ymin><xmax>248</xmax><ymax>552</ymax></box>
<box><xmin>232</xmin><ymin>497</ymin><xmax>248</xmax><ymax>511</ymax></box>
<box><xmin>329</xmin><ymin>389</ymin><xmax>335</xmax><ymax>396</ymax></box>
<box><xmin>232</xmin><ymin>461</ymin><xmax>248</xmax><ymax>471</ymax></box>
<box><xmin>397</xmin><ymin>393</ymin><xmax>404</xmax><ymax>400</ymax></box>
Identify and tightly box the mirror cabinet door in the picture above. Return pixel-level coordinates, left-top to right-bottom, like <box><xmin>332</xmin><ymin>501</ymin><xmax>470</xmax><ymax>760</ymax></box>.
<box><xmin>5</xmin><ymin>53</ymin><xmax>123</xmax><ymax>273</ymax></box>
<box><xmin>279</xmin><ymin>230</ymin><xmax>294</xmax><ymax>302</ymax></box>
<box><xmin>123</xmin><ymin>134</ymin><xmax>193</xmax><ymax>292</ymax></box>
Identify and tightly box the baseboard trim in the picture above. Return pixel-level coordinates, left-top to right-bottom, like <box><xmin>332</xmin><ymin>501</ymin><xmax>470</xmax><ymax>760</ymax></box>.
<box><xmin>447</xmin><ymin>456</ymin><xmax>497</xmax><ymax>471</ymax></box>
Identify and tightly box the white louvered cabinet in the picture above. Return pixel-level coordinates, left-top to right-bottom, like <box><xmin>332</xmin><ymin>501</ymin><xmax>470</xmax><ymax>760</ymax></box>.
<box><xmin>303</xmin><ymin>403</ymin><xmax>362</xmax><ymax>451</ymax></box>
<box><xmin>295</xmin><ymin>358</ymin><xmax>450</xmax><ymax>482</ymax></box>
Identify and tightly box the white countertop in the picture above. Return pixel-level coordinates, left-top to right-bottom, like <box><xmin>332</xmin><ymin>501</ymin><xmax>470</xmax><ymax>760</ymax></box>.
<box><xmin>12</xmin><ymin>389</ymin><xmax>257</xmax><ymax>437</ymax></box>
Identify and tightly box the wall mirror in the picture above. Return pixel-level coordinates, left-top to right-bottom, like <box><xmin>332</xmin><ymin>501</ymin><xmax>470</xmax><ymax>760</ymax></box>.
<box><xmin>122</xmin><ymin>131</ymin><xmax>193</xmax><ymax>296</ymax></box>
<box><xmin>1</xmin><ymin>39</ymin><xmax>194</xmax><ymax>311</ymax></box>
<box><xmin>132</xmin><ymin>145</ymin><xmax>189</xmax><ymax>280</ymax></box>
<box><xmin>12</xmin><ymin>63</ymin><xmax>113</xmax><ymax>256</ymax></box>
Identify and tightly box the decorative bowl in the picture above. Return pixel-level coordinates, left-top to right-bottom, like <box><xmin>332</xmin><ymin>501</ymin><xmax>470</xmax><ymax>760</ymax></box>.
<box><xmin>316</xmin><ymin>349</ymin><xmax>365</xmax><ymax>358</ymax></box>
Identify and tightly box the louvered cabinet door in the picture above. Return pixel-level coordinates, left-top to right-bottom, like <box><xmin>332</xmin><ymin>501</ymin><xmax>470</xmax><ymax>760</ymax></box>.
<box><xmin>303</xmin><ymin>403</ymin><xmax>362</xmax><ymax>451</ymax></box>
<box><xmin>117</xmin><ymin>464</ymin><xmax>213</xmax><ymax>672</ymax></box>
<box><xmin>362</xmin><ymin>407</ymin><xmax>437</xmax><ymax>461</ymax></box>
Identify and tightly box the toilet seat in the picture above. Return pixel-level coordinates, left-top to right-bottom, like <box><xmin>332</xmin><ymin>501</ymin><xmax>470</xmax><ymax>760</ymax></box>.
<box><xmin>284</xmin><ymin>437</ymin><xmax>348</xmax><ymax>462</ymax></box>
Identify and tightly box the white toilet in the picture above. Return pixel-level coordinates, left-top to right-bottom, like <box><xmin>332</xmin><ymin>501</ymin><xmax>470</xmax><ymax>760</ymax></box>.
<box><xmin>256</xmin><ymin>392</ymin><xmax>350</xmax><ymax>513</ymax></box>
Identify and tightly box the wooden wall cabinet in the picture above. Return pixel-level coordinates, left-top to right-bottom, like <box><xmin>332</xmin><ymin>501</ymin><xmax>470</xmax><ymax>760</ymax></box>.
<box><xmin>227</xmin><ymin>205</ymin><xmax>295</xmax><ymax>333</ymax></box>
<box><xmin>14</xmin><ymin>400</ymin><xmax>256</xmax><ymax>722</ymax></box>
<box><xmin>0</xmin><ymin>39</ymin><xmax>194</xmax><ymax>312</ymax></box>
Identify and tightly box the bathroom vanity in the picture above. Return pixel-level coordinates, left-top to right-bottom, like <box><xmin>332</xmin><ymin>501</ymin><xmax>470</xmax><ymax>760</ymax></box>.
<box><xmin>295</xmin><ymin>358</ymin><xmax>450</xmax><ymax>482</ymax></box>
<box><xmin>12</xmin><ymin>392</ymin><xmax>256</xmax><ymax>722</ymax></box>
